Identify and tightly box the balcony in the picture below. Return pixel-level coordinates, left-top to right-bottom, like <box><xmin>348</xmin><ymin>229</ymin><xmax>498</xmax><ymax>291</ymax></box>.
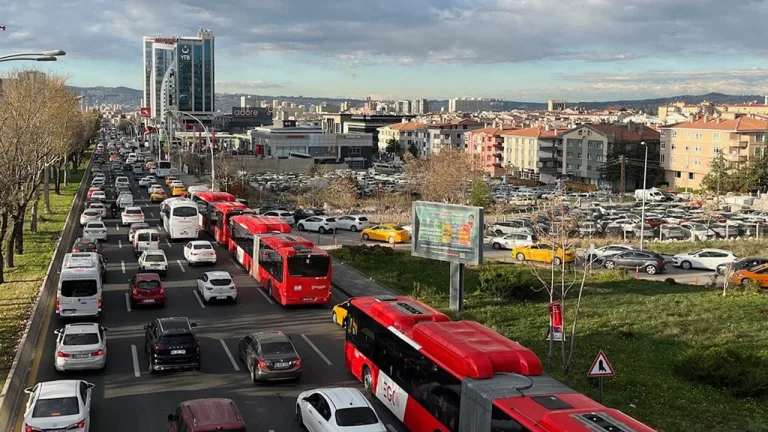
<box><xmin>725</xmin><ymin>152</ymin><xmax>748</xmax><ymax>163</ymax></box>
<box><xmin>728</xmin><ymin>140</ymin><xmax>749</xmax><ymax>149</ymax></box>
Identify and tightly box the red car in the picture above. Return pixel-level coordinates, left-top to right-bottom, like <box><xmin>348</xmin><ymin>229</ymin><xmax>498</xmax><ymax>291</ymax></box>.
<box><xmin>644</xmin><ymin>217</ymin><xmax>666</xmax><ymax>228</ymax></box>
<box><xmin>129</xmin><ymin>273</ymin><xmax>166</xmax><ymax>307</ymax></box>
<box><xmin>87</xmin><ymin>187</ymin><xmax>101</xmax><ymax>198</ymax></box>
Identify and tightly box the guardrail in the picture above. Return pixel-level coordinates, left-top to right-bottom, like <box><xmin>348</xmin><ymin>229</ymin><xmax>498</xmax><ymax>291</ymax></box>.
<box><xmin>0</xmin><ymin>153</ymin><xmax>94</xmax><ymax>432</ymax></box>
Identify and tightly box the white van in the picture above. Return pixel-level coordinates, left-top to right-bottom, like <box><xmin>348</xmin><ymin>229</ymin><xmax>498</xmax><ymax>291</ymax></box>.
<box><xmin>56</xmin><ymin>253</ymin><xmax>103</xmax><ymax>318</ymax></box>
<box><xmin>133</xmin><ymin>229</ymin><xmax>161</xmax><ymax>257</ymax></box>
<box><xmin>634</xmin><ymin>188</ymin><xmax>667</xmax><ymax>202</ymax></box>
<box><xmin>186</xmin><ymin>185</ymin><xmax>210</xmax><ymax>200</ymax></box>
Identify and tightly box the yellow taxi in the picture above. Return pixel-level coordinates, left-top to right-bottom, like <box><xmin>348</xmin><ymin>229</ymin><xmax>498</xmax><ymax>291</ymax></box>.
<box><xmin>165</xmin><ymin>175</ymin><xmax>178</xmax><ymax>186</ymax></box>
<box><xmin>361</xmin><ymin>224</ymin><xmax>411</xmax><ymax>244</ymax></box>
<box><xmin>512</xmin><ymin>243</ymin><xmax>575</xmax><ymax>266</ymax></box>
<box><xmin>171</xmin><ymin>184</ymin><xmax>187</xmax><ymax>197</ymax></box>
<box><xmin>150</xmin><ymin>190</ymin><xmax>168</xmax><ymax>203</ymax></box>
<box><xmin>109</xmin><ymin>154</ymin><xmax>118</xmax><ymax>162</ymax></box>
<box><xmin>731</xmin><ymin>263</ymin><xmax>768</xmax><ymax>288</ymax></box>
<box><xmin>332</xmin><ymin>300</ymin><xmax>350</xmax><ymax>327</ymax></box>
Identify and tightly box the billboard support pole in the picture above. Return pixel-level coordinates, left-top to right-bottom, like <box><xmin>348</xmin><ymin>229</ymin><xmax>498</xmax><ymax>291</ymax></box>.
<box><xmin>449</xmin><ymin>262</ymin><xmax>465</xmax><ymax>316</ymax></box>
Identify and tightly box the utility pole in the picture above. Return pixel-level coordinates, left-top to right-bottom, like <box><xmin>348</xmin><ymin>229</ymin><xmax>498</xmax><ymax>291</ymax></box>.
<box><xmin>619</xmin><ymin>155</ymin><xmax>626</xmax><ymax>203</ymax></box>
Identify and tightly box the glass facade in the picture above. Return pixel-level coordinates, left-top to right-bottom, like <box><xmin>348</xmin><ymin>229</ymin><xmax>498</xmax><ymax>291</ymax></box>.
<box><xmin>193</xmin><ymin>44</ymin><xmax>203</xmax><ymax>112</ymax></box>
<box><xmin>203</xmin><ymin>39</ymin><xmax>213</xmax><ymax>112</ymax></box>
<box><xmin>176</xmin><ymin>43</ymin><xmax>193</xmax><ymax>112</ymax></box>
<box><xmin>144</xmin><ymin>41</ymin><xmax>152</xmax><ymax>110</ymax></box>
<box><xmin>153</xmin><ymin>47</ymin><xmax>175</xmax><ymax>117</ymax></box>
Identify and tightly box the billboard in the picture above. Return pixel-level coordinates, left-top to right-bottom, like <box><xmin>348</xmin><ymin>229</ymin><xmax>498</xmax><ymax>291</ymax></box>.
<box><xmin>411</xmin><ymin>201</ymin><xmax>483</xmax><ymax>265</ymax></box>
<box><xmin>232</xmin><ymin>107</ymin><xmax>268</xmax><ymax>118</ymax></box>
<box><xmin>140</xmin><ymin>107</ymin><xmax>151</xmax><ymax>118</ymax></box>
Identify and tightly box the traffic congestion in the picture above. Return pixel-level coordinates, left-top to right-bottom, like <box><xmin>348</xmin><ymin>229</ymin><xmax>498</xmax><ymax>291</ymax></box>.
<box><xmin>19</xmin><ymin>132</ymin><xmax>657</xmax><ymax>432</ymax></box>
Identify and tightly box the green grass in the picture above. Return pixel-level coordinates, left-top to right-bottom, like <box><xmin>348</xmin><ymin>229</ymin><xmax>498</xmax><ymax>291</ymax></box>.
<box><xmin>0</xmin><ymin>158</ymin><xmax>88</xmax><ymax>388</ymax></box>
<box><xmin>331</xmin><ymin>247</ymin><xmax>768</xmax><ymax>432</ymax></box>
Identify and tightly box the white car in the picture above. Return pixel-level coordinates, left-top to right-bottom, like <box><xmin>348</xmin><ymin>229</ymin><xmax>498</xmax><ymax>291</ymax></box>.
<box><xmin>138</xmin><ymin>176</ymin><xmax>153</xmax><ymax>187</ymax></box>
<box><xmin>138</xmin><ymin>249</ymin><xmax>168</xmax><ymax>276</ymax></box>
<box><xmin>169</xmin><ymin>180</ymin><xmax>185</xmax><ymax>189</ymax></box>
<box><xmin>297</xmin><ymin>216</ymin><xmax>337</xmax><ymax>233</ymax></box>
<box><xmin>490</xmin><ymin>233</ymin><xmax>536</xmax><ymax>250</ymax></box>
<box><xmin>87</xmin><ymin>203</ymin><xmax>107</xmax><ymax>218</ymax></box>
<box><xmin>336</xmin><ymin>215</ymin><xmax>370</xmax><ymax>232</ymax></box>
<box><xmin>672</xmin><ymin>248</ymin><xmax>738</xmax><ymax>270</ymax></box>
<box><xmin>148</xmin><ymin>184</ymin><xmax>164</xmax><ymax>194</ymax></box>
<box><xmin>22</xmin><ymin>380</ymin><xmax>94</xmax><ymax>432</ymax></box>
<box><xmin>114</xmin><ymin>176</ymin><xmax>130</xmax><ymax>188</ymax></box>
<box><xmin>183</xmin><ymin>240</ymin><xmax>217</xmax><ymax>265</ymax></box>
<box><xmin>121</xmin><ymin>206</ymin><xmax>145</xmax><ymax>226</ymax></box>
<box><xmin>296</xmin><ymin>387</ymin><xmax>386</xmax><ymax>432</ymax></box>
<box><xmin>79</xmin><ymin>210</ymin><xmax>102</xmax><ymax>226</ymax></box>
<box><xmin>679</xmin><ymin>222</ymin><xmax>717</xmax><ymax>241</ymax></box>
<box><xmin>116</xmin><ymin>193</ymin><xmax>134</xmax><ymax>209</ymax></box>
<box><xmin>90</xmin><ymin>178</ymin><xmax>105</xmax><ymax>188</ymax></box>
<box><xmin>263</xmin><ymin>210</ymin><xmax>295</xmax><ymax>226</ymax></box>
<box><xmin>90</xmin><ymin>191</ymin><xmax>106</xmax><ymax>201</ymax></box>
<box><xmin>196</xmin><ymin>271</ymin><xmax>237</xmax><ymax>303</ymax></box>
<box><xmin>54</xmin><ymin>323</ymin><xmax>108</xmax><ymax>371</ymax></box>
<box><xmin>128</xmin><ymin>222</ymin><xmax>151</xmax><ymax>242</ymax></box>
<box><xmin>83</xmin><ymin>221</ymin><xmax>108</xmax><ymax>242</ymax></box>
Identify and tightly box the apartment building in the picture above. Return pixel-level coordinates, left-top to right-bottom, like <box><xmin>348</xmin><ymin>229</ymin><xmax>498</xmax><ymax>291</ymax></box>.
<box><xmin>466</xmin><ymin>126</ymin><xmax>517</xmax><ymax>175</ymax></box>
<box><xmin>377</xmin><ymin>121</ymin><xmax>427</xmax><ymax>154</ymax></box>
<box><xmin>659</xmin><ymin>116</ymin><xmax>768</xmax><ymax>190</ymax></box>
<box><xmin>560</xmin><ymin>123</ymin><xmax>660</xmax><ymax>187</ymax></box>
<box><xmin>425</xmin><ymin>118</ymin><xmax>484</xmax><ymax>154</ymax></box>
<box><xmin>501</xmin><ymin>126</ymin><xmax>563</xmax><ymax>183</ymax></box>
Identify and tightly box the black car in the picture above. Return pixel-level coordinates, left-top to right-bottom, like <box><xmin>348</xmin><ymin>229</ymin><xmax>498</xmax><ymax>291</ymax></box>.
<box><xmin>144</xmin><ymin>317</ymin><xmax>200</xmax><ymax>373</ymax></box>
<box><xmin>72</xmin><ymin>237</ymin><xmax>100</xmax><ymax>253</ymax></box>
<box><xmin>603</xmin><ymin>250</ymin><xmax>666</xmax><ymax>275</ymax></box>
<box><xmin>293</xmin><ymin>209</ymin><xmax>325</xmax><ymax>223</ymax></box>
<box><xmin>237</xmin><ymin>331</ymin><xmax>302</xmax><ymax>383</ymax></box>
<box><xmin>717</xmin><ymin>257</ymin><xmax>768</xmax><ymax>275</ymax></box>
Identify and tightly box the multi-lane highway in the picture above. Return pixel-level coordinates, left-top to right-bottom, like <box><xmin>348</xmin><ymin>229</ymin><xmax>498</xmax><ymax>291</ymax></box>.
<box><xmin>18</xmin><ymin>165</ymin><xmax>404</xmax><ymax>432</ymax></box>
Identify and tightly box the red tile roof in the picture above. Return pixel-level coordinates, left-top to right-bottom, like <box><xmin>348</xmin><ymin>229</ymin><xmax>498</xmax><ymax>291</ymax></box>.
<box><xmin>667</xmin><ymin>117</ymin><xmax>768</xmax><ymax>131</ymax></box>
<box><xmin>428</xmin><ymin>118</ymin><xmax>484</xmax><ymax>128</ymax></box>
<box><xmin>501</xmin><ymin>126</ymin><xmax>563</xmax><ymax>139</ymax></box>
<box><xmin>386</xmin><ymin>121</ymin><xmax>427</xmax><ymax>131</ymax></box>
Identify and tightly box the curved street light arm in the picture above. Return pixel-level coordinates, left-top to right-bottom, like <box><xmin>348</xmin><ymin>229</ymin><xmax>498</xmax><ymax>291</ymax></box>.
<box><xmin>167</xmin><ymin>110</ymin><xmax>215</xmax><ymax>191</ymax></box>
<box><xmin>0</xmin><ymin>56</ymin><xmax>57</xmax><ymax>63</ymax></box>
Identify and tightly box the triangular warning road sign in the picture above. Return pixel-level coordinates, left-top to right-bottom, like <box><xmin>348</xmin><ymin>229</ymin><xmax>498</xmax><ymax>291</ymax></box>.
<box><xmin>588</xmin><ymin>350</ymin><xmax>615</xmax><ymax>377</ymax></box>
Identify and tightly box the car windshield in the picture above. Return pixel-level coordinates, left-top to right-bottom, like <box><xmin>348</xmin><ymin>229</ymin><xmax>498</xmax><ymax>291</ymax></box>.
<box><xmin>261</xmin><ymin>341</ymin><xmax>295</xmax><ymax>355</ymax></box>
<box><xmin>145</xmin><ymin>254</ymin><xmax>165</xmax><ymax>262</ymax></box>
<box><xmin>193</xmin><ymin>243</ymin><xmax>212</xmax><ymax>250</ymax></box>
<box><xmin>324</xmin><ymin>218</ymin><xmax>336</xmax><ymax>223</ymax></box>
<box><xmin>32</xmin><ymin>397</ymin><xmax>80</xmax><ymax>418</ymax></box>
<box><xmin>209</xmin><ymin>278</ymin><xmax>232</xmax><ymax>286</ymax></box>
<box><xmin>136</xmin><ymin>280</ymin><xmax>161</xmax><ymax>289</ymax></box>
<box><xmin>335</xmin><ymin>407</ymin><xmax>379</xmax><ymax>426</ymax></box>
<box><xmin>389</xmin><ymin>225</ymin><xmax>405</xmax><ymax>231</ymax></box>
<box><xmin>288</xmin><ymin>255</ymin><xmax>330</xmax><ymax>277</ymax></box>
<box><xmin>357</xmin><ymin>216</ymin><xmax>367</xmax><ymax>221</ymax></box>
<box><xmin>86</xmin><ymin>223</ymin><xmax>103</xmax><ymax>229</ymax></box>
<box><xmin>63</xmin><ymin>333</ymin><xmax>100</xmax><ymax>345</ymax></box>
<box><xmin>127</xmin><ymin>209</ymin><xmax>142</xmax><ymax>215</ymax></box>
<box><xmin>172</xmin><ymin>207</ymin><xmax>197</xmax><ymax>217</ymax></box>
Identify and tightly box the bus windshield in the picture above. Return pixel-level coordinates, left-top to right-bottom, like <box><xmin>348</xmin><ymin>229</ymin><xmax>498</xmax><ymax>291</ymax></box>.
<box><xmin>172</xmin><ymin>207</ymin><xmax>197</xmax><ymax>217</ymax></box>
<box><xmin>157</xmin><ymin>161</ymin><xmax>171</xmax><ymax>169</ymax></box>
<box><xmin>288</xmin><ymin>255</ymin><xmax>329</xmax><ymax>277</ymax></box>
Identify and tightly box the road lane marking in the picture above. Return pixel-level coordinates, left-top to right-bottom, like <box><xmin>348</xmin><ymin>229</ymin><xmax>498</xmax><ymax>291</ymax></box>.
<box><xmin>149</xmin><ymin>211</ymin><xmax>154</xmax><ymax>217</ymax></box>
<box><xmin>257</xmin><ymin>287</ymin><xmax>276</xmax><ymax>305</ymax></box>
<box><xmin>131</xmin><ymin>345</ymin><xmax>141</xmax><ymax>377</ymax></box>
<box><xmin>220</xmin><ymin>339</ymin><xmax>240</xmax><ymax>371</ymax></box>
<box><xmin>165</xmin><ymin>239</ymin><xmax>172</xmax><ymax>247</ymax></box>
<box><xmin>157</xmin><ymin>223</ymin><xmax>162</xmax><ymax>230</ymax></box>
<box><xmin>121</xmin><ymin>260</ymin><xmax>126</xmax><ymax>274</ymax></box>
<box><xmin>115</xmin><ymin>223</ymin><xmax>120</xmax><ymax>231</ymax></box>
<box><xmin>125</xmin><ymin>293</ymin><xmax>131</xmax><ymax>312</ymax></box>
<box><xmin>118</xmin><ymin>239</ymin><xmax>123</xmax><ymax>249</ymax></box>
<box><xmin>177</xmin><ymin>260</ymin><xmax>185</xmax><ymax>272</ymax></box>
<box><xmin>192</xmin><ymin>290</ymin><xmax>206</xmax><ymax>308</ymax></box>
<box><xmin>301</xmin><ymin>334</ymin><xmax>333</xmax><ymax>366</ymax></box>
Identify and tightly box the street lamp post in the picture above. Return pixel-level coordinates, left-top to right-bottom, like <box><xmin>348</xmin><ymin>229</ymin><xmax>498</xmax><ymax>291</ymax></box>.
<box><xmin>0</xmin><ymin>50</ymin><xmax>66</xmax><ymax>63</ymax></box>
<box><xmin>166</xmin><ymin>110</ymin><xmax>215</xmax><ymax>191</ymax></box>
<box><xmin>639</xmin><ymin>141</ymin><xmax>649</xmax><ymax>250</ymax></box>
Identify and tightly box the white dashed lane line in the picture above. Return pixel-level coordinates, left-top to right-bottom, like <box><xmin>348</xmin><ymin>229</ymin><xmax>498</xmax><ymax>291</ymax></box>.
<box><xmin>131</xmin><ymin>345</ymin><xmax>141</xmax><ymax>377</ymax></box>
<box><xmin>176</xmin><ymin>260</ymin><xmax>185</xmax><ymax>272</ymax></box>
<box><xmin>301</xmin><ymin>334</ymin><xmax>333</xmax><ymax>366</ymax></box>
<box><xmin>220</xmin><ymin>339</ymin><xmax>240</xmax><ymax>371</ymax></box>
<box><xmin>192</xmin><ymin>290</ymin><xmax>206</xmax><ymax>308</ymax></box>
<box><xmin>125</xmin><ymin>293</ymin><xmax>131</xmax><ymax>312</ymax></box>
<box><xmin>118</xmin><ymin>240</ymin><xmax>123</xmax><ymax>249</ymax></box>
<box><xmin>121</xmin><ymin>260</ymin><xmax>126</xmax><ymax>274</ymax></box>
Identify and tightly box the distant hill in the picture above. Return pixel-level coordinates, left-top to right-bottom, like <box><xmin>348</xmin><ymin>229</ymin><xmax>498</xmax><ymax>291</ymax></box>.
<box><xmin>67</xmin><ymin>86</ymin><xmax>767</xmax><ymax>113</ymax></box>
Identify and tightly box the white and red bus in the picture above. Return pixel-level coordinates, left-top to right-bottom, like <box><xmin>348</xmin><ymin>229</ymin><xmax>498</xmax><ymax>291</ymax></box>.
<box><xmin>191</xmin><ymin>191</ymin><xmax>236</xmax><ymax>230</ymax></box>
<box><xmin>228</xmin><ymin>215</ymin><xmax>292</xmax><ymax>261</ymax></box>
<box><xmin>344</xmin><ymin>295</ymin><xmax>656</xmax><ymax>432</ymax></box>
<box><xmin>207</xmin><ymin>201</ymin><xmax>250</xmax><ymax>245</ymax></box>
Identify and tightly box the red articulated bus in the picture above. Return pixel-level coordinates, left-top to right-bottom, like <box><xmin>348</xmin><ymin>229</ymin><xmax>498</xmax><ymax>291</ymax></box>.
<box><xmin>228</xmin><ymin>214</ymin><xmax>292</xmax><ymax>262</ymax></box>
<box><xmin>344</xmin><ymin>295</ymin><xmax>657</xmax><ymax>432</ymax></box>
<box><xmin>208</xmin><ymin>201</ymin><xmax>249</xmax><ymax>245</ymax></box>
<box><xmin>191</xmin><ymin>191</ymin><xmax>236</xmax><ymax>230</ymax></box>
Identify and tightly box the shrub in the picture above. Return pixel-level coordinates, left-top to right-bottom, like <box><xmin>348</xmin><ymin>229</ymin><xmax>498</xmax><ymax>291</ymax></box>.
<box><xmin>674</xmin><ymin>346</ymin><xmax>768</xmax><ymax>398</ymax></box>
<box><xmin>478</xmin><ymin>264</ymin><xmax>544</xmax><ymax>301</ymax></box>
<box><xmin>588</xmin><ymin>268</ymin><xmax>630</xmax><ymax>283</ymax></box>
<box><xmin>334</xmin><ymin>245</ymin><xmax>394</xmax><ymax>262</ymax></box>
<box><xmin>664</xmin><ymin>277</ymin><xmax>677</xmax><ymax>285</ymax></box>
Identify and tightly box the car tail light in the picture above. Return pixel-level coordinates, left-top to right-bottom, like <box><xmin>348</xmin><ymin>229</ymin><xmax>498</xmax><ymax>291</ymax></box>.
<box><xmin>257</xmin><ymin>360</ymin><xmax>269</xmax><ymax>369</ymax></box>
<box><xmin>91</xmin><ymin>349</ymin><xmax>104</xmax><ymax>356</ymax></box>
<box><xmin>159</xmin><ymin>288</ymin><xmax>165</xmax><ymax>295</ymax></box>
<box><xmin>358</xmin><ymin>221</ymin><xmax>363</xmax><ymax>224</ymax></box>
<box><xmin>205</xmin><ymin>285</ymin><xmax>213</xmax><ymax>291</ymax></box>
<box><xmin>294</xmin><ymin>358</ymin><xmax>302</xmax><ymax>368</ymax></box>
<box><xmin>24</xmin><ymin>425</ymin><xmax>42</xmax><ymax>432</ymax></box>
<box><xmin>57</xmin><ymin>351</ymin><xmax>70</xmax><ymax>358</ymax></box>
<box><xmin>230</xmin><ymin>285</ymin><xmax>236</xmax><ymax>291</ymax></box>
<box><xmin>70</xmin><ymin>420</ymin><xmax>85</xmax><ymax>429</ymax></box>
<box><xmin>132</xmin><ymin>289</ymin><xmax>138</xmax><ymax>296</ymax></box>
<box><xmin>153</xmin><ymin>345</ymin><xmax>168</xmax><ymax>354</ymax></box>
<box><xmin>98</xmin><ymin>296</ymin><xmax>102</xmax><ymax>310</ymax></box>
<box><xmin>72</xmin><ymin>249</ymin><xmax>79</xmax><ymax>253</ymax></box>
<box><xmin>55</xmin><ymin>297</ymin><xmax>60</xmax><ymax>312</ymax></box>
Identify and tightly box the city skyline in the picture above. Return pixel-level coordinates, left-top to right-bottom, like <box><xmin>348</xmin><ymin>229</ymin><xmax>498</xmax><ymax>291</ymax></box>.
<box><xmin>3</xmin><ymin>0</ymin><xmax>768</xmax><ymax>101</ymax></box>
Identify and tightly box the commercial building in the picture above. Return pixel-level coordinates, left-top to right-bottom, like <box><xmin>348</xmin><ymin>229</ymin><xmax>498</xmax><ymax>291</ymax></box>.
<box><xmin>548</xmin><ymin>100</ymin><xmax>567</xmax><ymax>111</ymax></box>
<box><xmin>659</xmin><ymin>116</ymin><xmax>768</xmax><ymax>190</ymax></box>
<box><xmin>142</xmin><ymin>29</ymin><xmax>215</xmax><ymax>121</ymax></box>
<box><xmin>251</xmin><ymin>121</ymin><xmax>374</xmax><ymax>168</ymax></box>
<box><xmin>211</xmin><ymin>106</ymin><xmax>273</xmax><ymax>135</ymax></box>
<box><xmin>322</xmin><ymin>114</ymin><xmax>414</xmax><ymax>149</ymax></box>
<box><xmin>448</xmin><ymin>98</ymin><xmax>502</xmax><ymax>113</ymax></box>
<box><xmin>377</xmin><ymin>121</ymin><xmax>427</xmax><ymax>154</ymax></box>
<box><xmin>501</xmin><ymin>126</ymin><xmax>563</xmax><ymax>183</ymax></box>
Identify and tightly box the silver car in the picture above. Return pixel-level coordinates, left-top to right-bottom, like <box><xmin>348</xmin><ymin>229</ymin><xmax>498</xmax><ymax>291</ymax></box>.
<box><xmin>83</xmin><ymin>221</ymin><xmax>108</xmax><ymax>242</ymax></box>
<box><xmin>54</xmin><ymin>323</ymin><xmax>108</xmax><ymax>371</ymax></box>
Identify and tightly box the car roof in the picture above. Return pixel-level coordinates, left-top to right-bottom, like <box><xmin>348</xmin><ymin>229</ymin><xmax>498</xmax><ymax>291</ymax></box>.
<box><xmin>144</xmin><ymin>249</ymin><xmax>166</xmax><ymax>256</ymax></box>
<box><xmin>134</xmin><ymin>228</ymin><xmax>159</xmax><ymax>234</ymax></box>
<box><xmin>157</xmin><ymin>317</ymin><xmax>191</xmax><ymax>332</ymax></box>
<box><xmin>38</xmin><ymin>380</ymin><xmax>80</xmax><ymax>399</ymax></box>
<box><xmin>125</xmin><ymin>206</ymin><xmax>142</xmax><ymax>211</ymax></box>
<box><xmin>702</xmin><ymin>248</ymin><xmax>732</xmax><ymax>253</ymax></box>
<box><xmin>135</xmin><ymin>272</ymin><xmax>162</xmax><ymax>281</ymax></box>
<box><xmin>64</xmin><ymin>323</ymin><xmax>100</xmax><ymax>333</ymax></box>
<box><xmin>204</xmin><ymin>271</ymin><xmax>231</xmax><ymax>279</ymax></box>
<box><xmin>251</xmin><ymin>331</ymin><xmax>289</xmax><ymax>343</ymax></box>
<box><xmin>181</xmin><ymin>398</ymin><xmax>244</xmax><ymax>429</ymax></box>
<box><xmin>189</xmin><ymin>240</ymin><xmax>212</xmax><ymax>245</ymax></box>
<box><xmin>130</xmin><ymin>223</ymin><xmax>150</xmax><ymax>228</ymax></box>
<box><xmin>317</xmin><ymin>387</ymin><xmax>369</xmax><ymax>410</ymax></box>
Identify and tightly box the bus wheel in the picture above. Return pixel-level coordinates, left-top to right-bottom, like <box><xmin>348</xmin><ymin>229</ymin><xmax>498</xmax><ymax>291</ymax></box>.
<box><xmin>362</xmin><ymin>366</ymin><xmax>373</xmax><ymax>395</ymax></box>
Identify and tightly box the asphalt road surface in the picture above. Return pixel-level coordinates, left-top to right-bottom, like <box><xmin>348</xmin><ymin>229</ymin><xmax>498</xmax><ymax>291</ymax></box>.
<box><xmin>20</xmin><ymin>170</ymin><xmax>405</xmax><ymax>432</ymax></box>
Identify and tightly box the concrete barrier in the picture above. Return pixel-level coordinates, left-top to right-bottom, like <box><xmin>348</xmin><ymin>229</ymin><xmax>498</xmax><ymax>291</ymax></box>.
<box><xmin>0</xmin><ymin>154</ymin><xmax>94</xmax><ymax>432</ymax></box>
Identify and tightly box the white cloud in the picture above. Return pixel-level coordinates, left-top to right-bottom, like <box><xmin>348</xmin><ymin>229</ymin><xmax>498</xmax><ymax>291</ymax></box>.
<box><xmin>7</xmin><ymin>32</ymin><xmax>31</xmax><ymax>41</ymax></box>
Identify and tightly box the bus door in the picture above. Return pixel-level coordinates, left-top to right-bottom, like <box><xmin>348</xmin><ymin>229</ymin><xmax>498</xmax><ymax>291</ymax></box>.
<box><xmin>251</xmin><ymin>235</ymin><xmax>261</xmax><ymax>279</ymax></box>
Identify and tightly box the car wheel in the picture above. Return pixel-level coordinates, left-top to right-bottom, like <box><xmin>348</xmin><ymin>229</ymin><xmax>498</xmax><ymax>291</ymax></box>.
<box><xmin>553</xmin><ymin>257</ymin><xmax>562</xmax><ymax>266</ymax></box>
<box><xmin>362</xmin><ymin>366</ymin><xmax>373</xmax><ymax>395</ymax></box>
<box><xmin>516</xmin><ymin>253</ymin><xmax>526</xmax><ymax>261</ymax></box>
<box><xmin>741</xmin><ymin>278</ymin><xmax>752</xmax><ymax>287</ymax></box>
<box><xmin>492</xmin><ymin>242</ymin><xmax>501</xmax><ymax>250</ymax></box>
<box><xmin>681</xmin><ymin>261</ymin><xmax>692</xmax><ymax>270</ymax></box>
<box><xmin>362</xmin><ymin>233</ymin><xmax>370</xmax><ymax>241</ymax></box>
<box><xmin>603</xmin><ymin>260</ymin><xmax>616</xmax><ymax>269</ymax></box>
<box><xmin>332</xmin><ymin>311</ymin><xmax>337</xmax><ymax>324</ymax></box>
<box><xmin>388</xmin><ymin>236</ymin><xmax>396</xmax><ymax>244</ymax></box>
<box><xmin>645</xmin><ymin>265</ymin><xmax>658</xmax><ymax>275</ymax></box>
<box><xmin>250</xmin><ymin>363</ymin><xmax>258</xmax><ymax>384</ymax></box>
<box><xmin>297</xmin><ymin>224</ymin><xmax>305</xmax><ymax>231</ymax></box>
<box><xmin>319</xmin><ymin>227</ymin><xmax>326</xmax><ymax>234</ymax></box>
<box><xmin>350</xmin><ymin>225</ymin><xmax>358</xmax><ymax>232</ymax></box>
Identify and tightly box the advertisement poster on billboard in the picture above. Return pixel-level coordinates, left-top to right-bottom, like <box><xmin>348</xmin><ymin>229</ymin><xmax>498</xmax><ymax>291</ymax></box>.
<box><xmin>411</xmin><ymin>201</ymin><xmax>483</xmax><ymax>265</ymax></box>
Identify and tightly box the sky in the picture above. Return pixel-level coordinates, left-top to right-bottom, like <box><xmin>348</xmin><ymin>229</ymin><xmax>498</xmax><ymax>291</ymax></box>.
<box><xmin>3</xmin><ymin>0</ymin><xmax>768</xmax><ymax>102</ymax></box>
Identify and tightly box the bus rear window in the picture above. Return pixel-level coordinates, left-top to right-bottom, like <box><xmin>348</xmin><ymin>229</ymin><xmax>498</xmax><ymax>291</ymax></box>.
<box><xmin>288</xmin><ymin>255</ymin><xmax>330</xmax><ymax>277</ymax></box>
<box><xmin>60</xmin><ymin>280</ymin><xmax>98</xmax><ymax>297</ymax></box>
<box><xmin>173</xmin><ymin>207</ymin><xmax>197</xmax><ymax>217</ymax></box>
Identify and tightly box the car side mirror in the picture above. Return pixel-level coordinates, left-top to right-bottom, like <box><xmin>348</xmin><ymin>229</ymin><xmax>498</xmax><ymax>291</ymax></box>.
<box><xmin>53</xmin><ymin>329</ymin><xmax>61</xmax><ymax>335</ymax></box>
<box><xmin>190</xmin><ymin>322</ymin><xmax>198</xmax><ymax>328</ymax></box>
<box><xmin>168</xmin><ymin>413</ymin><xmax>176</xmax><ymax>423</ymax></box>
<box><xmin>24</xmin><ymin>387</ymin><xmax>34</xmax><ymax>394</ymax></box>
<box><xmin>101</xmin><ymin>326</ymin><xmax>109</xmax><ymax>331</ymax></box>
<box><xmin>143</xmin><ymin>325</ymin><xmax>149</xmax><ymax>330</ymax></box>
<box><xmin>87</xmin><ymin>382</ymin><xmax>95</xmax><ymax>389</ymax></box>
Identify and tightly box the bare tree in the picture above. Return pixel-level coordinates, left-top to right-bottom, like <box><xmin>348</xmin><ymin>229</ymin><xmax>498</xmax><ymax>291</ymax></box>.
<box><xmin>214</xmin><ymin>152</ymin><xmax>246</xmax><ymax>192</ymax></box>
<box><xmin>321</xmin><ymin>177</ymin><xmax>359</xmax><ymax>211</ymax></box>
<box><xmin>404</xmin><ymin>148</ymin><xmax>480</xmax><ymax>204</ymax></box>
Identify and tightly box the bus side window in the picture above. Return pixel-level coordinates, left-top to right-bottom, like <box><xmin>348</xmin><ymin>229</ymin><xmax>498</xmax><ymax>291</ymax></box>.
<box><xmin>491</xmin><ymin>406</ymin><xmax>529</xmax><ymax>432</ymax></box>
